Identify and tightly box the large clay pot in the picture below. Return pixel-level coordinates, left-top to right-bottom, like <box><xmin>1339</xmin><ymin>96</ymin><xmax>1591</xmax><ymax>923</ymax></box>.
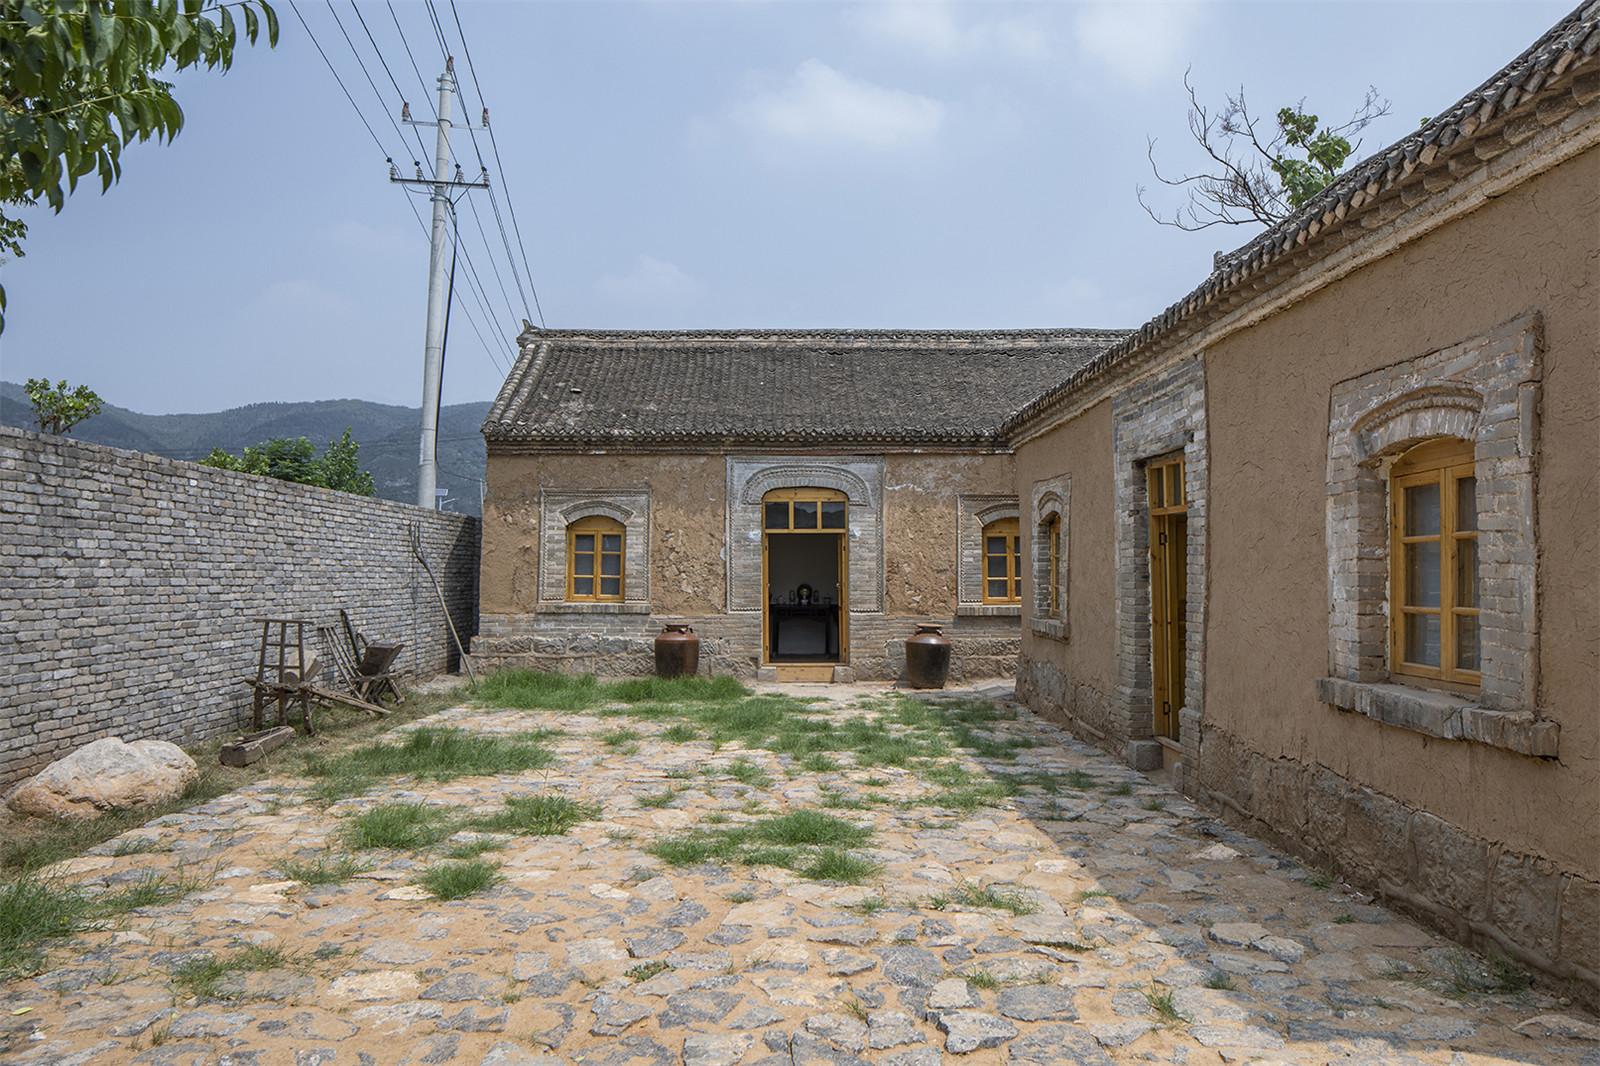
<box><xmin>905</xmin><ymin>624</ymin><xmax>951</xmax><ymax>689</ymax></box>
<box><xmin>654</xmin><ymin>624</ymin><xmax>700</xmax><ymax>679</ymax></box>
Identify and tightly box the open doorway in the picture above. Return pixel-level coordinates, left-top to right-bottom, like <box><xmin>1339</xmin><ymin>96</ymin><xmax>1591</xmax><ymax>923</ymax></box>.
<box><xmin>762</xmin><ymin>487</ymin><xmax>848</xmax><ymax>664</ymax></box>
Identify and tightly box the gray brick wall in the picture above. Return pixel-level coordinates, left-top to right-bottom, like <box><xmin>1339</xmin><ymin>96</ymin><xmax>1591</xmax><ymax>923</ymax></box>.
<box><xmin>0</xmin><ymin>426</ymin><xmax>479</xmax><ymax>789</ymax></box>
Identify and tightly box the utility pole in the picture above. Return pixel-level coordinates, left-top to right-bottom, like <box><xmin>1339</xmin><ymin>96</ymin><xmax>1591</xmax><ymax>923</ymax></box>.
<box><xmin>391</xmin><ymin>57</ymin><xmax>487</xmax><ymax>509</ymax></box>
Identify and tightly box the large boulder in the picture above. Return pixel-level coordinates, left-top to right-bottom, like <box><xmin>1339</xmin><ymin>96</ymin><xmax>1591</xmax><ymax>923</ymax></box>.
<box><xmin>5</xmin><ymin>737</ymin><xmax>198</xmax><ymax>819</ymax></box>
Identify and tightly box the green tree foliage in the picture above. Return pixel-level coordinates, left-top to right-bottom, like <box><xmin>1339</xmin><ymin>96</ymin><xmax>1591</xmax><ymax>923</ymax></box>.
<box><xmin>1139</xmin><ymin>73</ymin><xmax>1389</xmax><ymax>231</ymax></box>
<box><xmin>25</xmin><ymin>376</ymin><xmax>102</xmax><ymax>433</ymax></box>
<box><xmin>0</xmin><ymin>0</ymin><xmax>279</xmax><ymax>328</ymax></box>
<box><xmin>202</xmin><ymin>427</ymin><xmax>376</xmax><ymax>496</ymax></box>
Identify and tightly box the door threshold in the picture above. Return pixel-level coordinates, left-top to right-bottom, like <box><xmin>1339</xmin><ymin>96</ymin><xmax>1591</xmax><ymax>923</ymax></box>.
<box><xmin>771</xmin><ymin>664</ymin><xmax>837</xmax><ymax>683</ymax></box>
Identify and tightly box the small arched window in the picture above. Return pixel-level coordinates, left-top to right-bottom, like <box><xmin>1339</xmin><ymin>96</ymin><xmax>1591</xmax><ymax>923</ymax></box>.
<box><xmin>982</xmin><ymin>517</ymin><xmax>1021</xmax><ymax>604</ymax></box>
<box><xmin>1039</xmin><ymin>514</ymin><xmax>1062</xmax><ymax>618</ymax></box>
<box><xmin>568</xmin><ymin>515</ymin><xmax>624</xmax><ymax>602</ymax></box>
<box><xmin>1390</xmin><ymin>438</ymin><xmax>1478</xmax><ymax>687</ymax></box>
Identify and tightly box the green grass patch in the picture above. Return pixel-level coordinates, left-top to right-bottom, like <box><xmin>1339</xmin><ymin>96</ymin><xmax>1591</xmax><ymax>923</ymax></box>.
<box><xmin>444</xmin><ymin>839</ymin><xmax>504</xmax><ymax>859</ymax></box>
<box><xmin>800</xmin><ymin>753</ymin><xmax>840</xmax><ymax>773</ymax></box>
<box><xmin>1140</xmin><ymin>798</ymin><xmax>1167</xmax><ymax>811</ymax></box>
<box><xmin>96</xmin><ymin>869</ymin><xmax>206</xmax><ymax>913</ymax></box>
<box><xmin>1107</xmin><ymin>782</ymin><xmax>1134</xmax><ymax>797</ymax></box>
<box><xmin>343</xmin><ymin>803</ymin><xmax>454</xmax><ymax>850</ymax></box>
<box><xmin>753</xmin><ymin>810</ymin><xmax>870</xmax><ymax>848</ymax></box>
<box><xmin>801</xmin><ymin>848</ymin><xmax>881</xmax><ymax>884</ymax></box>
<box><xmin>928</xmin><ymin>782</ymin><xmax>1016</xmax><ymax>812</ymax></box>
<box><xmin>0</xmin><ymin>875</ymin><xmax>90</xmax><ymax>975</ymax></box>
<box><xmin>965</xmin><ymin>969</ymin><xmax>999</xmax><ymax>990</ymax></box>
<box><xmin>466</xmin><ymin>794</ymin><xmax>599</xmax><ymax>836</ymax></box>
<box><xmin>600</xmin><ymin>728</ymin><xmax>641</xmax><ymax>748</ymax></box>
<box><xmin>722</xmin><ymin>757</ymin><xmax>775</xmax><ymax>789</ymax></box>
<box><xmin>416</xmin><ymin>860</ymin><xmax>502</xmax><ymax>901</ymax></box>
<box><xmin>604</xmin><ymin>675</ymin><xmax>751</xmax><ymax>704</ymax></box>
<box><xmin>304</xmin><ymin>727</ymin><xmax>555</xmax><ymax>802</ymax></box>
<box><xmin>646</xmin><ymin>833</ymin><xmax>742</xmax><ymax>867</ymax></box>
<box><xmin>471</xmin><ymin>670</ymin><xmax>603</xmax><ymax>711</ymax></box>
<box><xmin>637</xmin><ymin>788</ymin><xmax>683</xmax><ymax>810</ymax></box>
<box><xmin>1063</xmin><ymin>770</ymin><xmax>1097</xmax><ymax>790</ymax></box>
<box><xmin>1203</xmin><ymin>971</ymin><xmax>1236</xmax><ymax>991</ymax></box>
<box><xmin>661</xmin><ymin>724</ymin><xmax>699</xmax><ymax>743</ymax></box>
<box><xmin>170</xmin><ymin>943</ymin><xmax>300</xmax><ymax>1001</ymax></box>
<box><xmin>111</xmin><ymin>837</ymin><xmax>165</xmax><ymax>857</ymax></box>
<box><xmin>272</xmin><ymin>854</ymin><xmax>374</xmax><ymax>886</ymax></box>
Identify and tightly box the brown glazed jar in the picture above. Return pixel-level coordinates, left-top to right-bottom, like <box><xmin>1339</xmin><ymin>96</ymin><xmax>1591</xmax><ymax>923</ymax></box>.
<box><xmin>654</xmin><ymin>624</ymin><xmax>700</xmax><ymax>679</ymax></box>
<box><xmin>904</xmin><ymin>624</ymin><xmax>951</xmax><ymax>689</ymax></box>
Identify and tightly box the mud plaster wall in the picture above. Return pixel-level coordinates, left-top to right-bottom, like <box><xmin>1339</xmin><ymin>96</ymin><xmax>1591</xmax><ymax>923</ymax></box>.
<box><xmin>1013</xmin><ymin>400</ymin><xmax>1118</xmax><ymax>739</ymax></box>
<box><xmin>481</xmin><ymin>452</ymin><xmax>727</xmax><ymax>618</ymax></box>
<box><xmin>1200</xmin><ymin>149</ymin><xmax>1597</xmax><ymax>877</ymax></box>
<box><xmin>881</xmin><ymin>453</ymin><xmax>1016</xmax><ymax>617</ymax></box>
<box><xmin>478</xmin><ymin>450</ymin><xmax>1021</xmax><ymax>681</ymax></box>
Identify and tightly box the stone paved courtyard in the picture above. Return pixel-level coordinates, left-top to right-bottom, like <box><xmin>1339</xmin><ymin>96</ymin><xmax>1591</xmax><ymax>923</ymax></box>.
<box><xmin>2</xmin><ymin>683</ymin><xmax>1595</xmax><ymax>1066</ymax></box>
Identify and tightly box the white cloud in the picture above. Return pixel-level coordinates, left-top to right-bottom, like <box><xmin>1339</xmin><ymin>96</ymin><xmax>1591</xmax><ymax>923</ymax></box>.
<box><xmin>848</xmin><ymin>2</ymin><xmax>1049</xmax><ymax>62</ymax></box>
<box><xmin>1074</xmin><ymin>2</ymin><xmax>1204</xmax><ymax>87</ymax></box>
<box><xmin>732</xmin><ymin>60</ymin><xmax>944</xmax><ymax>151</ymax></box>
<box><xmin>596</xmin><ymin>255</ymin><xmax>706</xmax><ymax>310</ymax></box>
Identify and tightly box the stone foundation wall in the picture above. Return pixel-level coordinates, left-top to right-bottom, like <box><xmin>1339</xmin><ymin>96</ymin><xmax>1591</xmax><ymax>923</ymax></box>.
<box><xmin>1195</xmin><ymin>723</ymin><xmax>1599</xmax><ymax>1007</ymax></box>
<box><xmin>1015</xmin><ymin>656</ymin><xmax>1116</xmax><ymax>745</ymax></box>
<box><xmin>474</xmin><ymin>612</ymin><xmax>1018</xmax><ymax>683</ymax></box>
<box><xmin>0</xmin><ymin>427</ymin><xmax>479</xmax><ymax>790</ymax></box>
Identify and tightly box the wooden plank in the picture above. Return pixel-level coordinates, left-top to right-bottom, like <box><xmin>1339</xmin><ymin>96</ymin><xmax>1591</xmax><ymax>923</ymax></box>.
<box><xmin>220</xmin><ymin>726</ymin><xmax>297</xmax><ymax>767</ymax></box>
<box><xmin>773</xmin><ymin>665</ymin><xmax>835</xmax><ymax>683</ymax></box>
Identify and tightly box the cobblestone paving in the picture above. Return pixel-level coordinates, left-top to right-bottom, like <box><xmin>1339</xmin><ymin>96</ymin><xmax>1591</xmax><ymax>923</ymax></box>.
<box><xmin>3</xmin><ymin>684</ymin><xmax>1596</xmax><ymax>1066</ymax></box>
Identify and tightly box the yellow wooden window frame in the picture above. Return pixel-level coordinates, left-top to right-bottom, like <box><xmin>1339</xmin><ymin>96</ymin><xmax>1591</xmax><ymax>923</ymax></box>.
<box><xmin>1390</xmin><ymin>439</ymin><xmax>1479</xmax><ymax>689</ymax></box>
<box><xmin>763</xmin><ymin>486</ymin><xmax>849</xmax><ymax>532</ymax></box>
<box><xmin>567</xmin><ymin>515</ymin><xmax>625</xmax><ymax>602</ymax></box>
<box><xmin>982</xmin><ymin>517</ymin><xmax>1022</xmax><ymax>604</ymax></box>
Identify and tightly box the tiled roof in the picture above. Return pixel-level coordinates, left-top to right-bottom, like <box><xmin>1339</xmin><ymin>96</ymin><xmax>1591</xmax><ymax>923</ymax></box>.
<box><xmin>1006</xmin><ymin>0</ymin><xmax>1600</xmax><ymax>434</ymax></box>
<box><xmin>483</xmin><ymin>329</ymin><xmax>1128</xmax><ymax>447</ymax></box>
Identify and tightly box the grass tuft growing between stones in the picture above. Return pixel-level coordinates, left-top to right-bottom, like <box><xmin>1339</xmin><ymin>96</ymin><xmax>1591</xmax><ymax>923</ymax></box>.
<box><xmin>945</xmin><ymin>881</ymin><xmax>1040</xmax><ymax>915</ymax></box>
<box><xmin>304</xmin><ymin>726</ymin><xmax>555</xmax><ymax>802</ymax></box>
<box><xmin>0</xmin><ymin>874</ymin><xmax>90</xmax><ymax>976</ymax></box>
<box><xmin>753</xmin><ymin>810</ymin><xmax>871</xmax><ymax>848</ymax></box>
<box><xmin>272</xmin><ymin>854</ymin><xmax>375</xmax><ymax>885</ymax></box>
<box><xmin>470</xmin><ymin>670</ymin><xmax>604</xmax><ymax>711</ymax></box>
<box><xmin>170</xmin><ymin>943</ymin><xmax>300</xmax><ymax>1001</ymax></box>
<box><xmin>416</xmin><ymin>860</ymin><xmax>502</xmax><ymax>901</ymax></box>
<box><xmin>95</xmin><ymin>868</ymin><xmax>207</xmax><ymax>913</ymax></box>
<box><xmin>800</xmin><ymin>848</ymin><xmax>881</xmax><ymax>884</ymax></box>
<box><xmin>343</xmin><ymin>803</ymin><xmax>455</xmax><ymax>850</ymax></box>
<box><xmin>466</xmin><ymin>795</ymin><xmax>599</xmax><ymax>836</ymax></box>
<box><xmin>646</xmin><ymin>809</ymin><xmax>877</xmax><ymax>882</ymax></box>
<box><xmin>603</xmin><ymin>675</ymin><xmax>752</xmax><ymax>704</ymax></box>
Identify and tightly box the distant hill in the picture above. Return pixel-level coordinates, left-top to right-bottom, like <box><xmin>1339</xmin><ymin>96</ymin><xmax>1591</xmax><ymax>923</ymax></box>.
<box><xmin>0</xmin><ymin>382</ymin><xmax>491</xmax><ymax>517</ymax></box>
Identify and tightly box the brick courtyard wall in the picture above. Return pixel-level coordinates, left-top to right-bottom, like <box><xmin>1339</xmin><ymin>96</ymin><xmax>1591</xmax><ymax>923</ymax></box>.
<box><xmin>0</xmin><ymin>426</ymin><xmax>479</xmax><ymax>789</ymax></box>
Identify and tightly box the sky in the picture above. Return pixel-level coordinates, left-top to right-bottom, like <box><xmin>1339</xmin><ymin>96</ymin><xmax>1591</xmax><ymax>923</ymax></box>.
<box><xmin>0</xmin><ymin>0</ymin><xmax>1575</xmax><ymax>416</ymax></box>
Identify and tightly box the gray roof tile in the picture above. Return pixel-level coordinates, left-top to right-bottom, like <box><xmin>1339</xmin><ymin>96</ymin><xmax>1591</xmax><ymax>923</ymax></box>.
<box><xmin>483</xmin><ymin>329</ymin><xmax>1128</xmax><ymax>446</ymax></box>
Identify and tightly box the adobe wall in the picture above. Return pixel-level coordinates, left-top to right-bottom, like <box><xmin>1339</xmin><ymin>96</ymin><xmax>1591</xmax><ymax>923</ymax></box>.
<box><xmin>1013</xmin><ymin>400</ymin><xmax>1119</xmax><ymax>741</ymax></box>
<box><xmin>0</xmin><ymin>426</ymin><xmax>479</xmax><ymax>790</ymax></box>
<box><xmin>476</xmin><ymin>450</ymin><xmax>1020</xmax><ymax>681</ymax></box>
<box><xmin>1200</xmin><ymin>145</ymin><xmax>1598</xmax><ymax>994</ymax></box>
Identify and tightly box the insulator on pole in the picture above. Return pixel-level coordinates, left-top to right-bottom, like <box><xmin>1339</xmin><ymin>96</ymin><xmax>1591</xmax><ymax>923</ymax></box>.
<box><xmin>482</xmin><ymin>108</ymin><xmax>490</xmax><ymax>128</ymax></box>
<box><xmin>401</xmin><ymin>101</ymin><xmax>411</xmax><ymax>121</ymax></box>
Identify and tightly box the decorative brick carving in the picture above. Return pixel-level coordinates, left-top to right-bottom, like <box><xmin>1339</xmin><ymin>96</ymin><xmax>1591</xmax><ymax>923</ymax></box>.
<box><xmin>725</xmin><ymin>457</ymin><xmax>884</xmax><ymax>613</ymax></box>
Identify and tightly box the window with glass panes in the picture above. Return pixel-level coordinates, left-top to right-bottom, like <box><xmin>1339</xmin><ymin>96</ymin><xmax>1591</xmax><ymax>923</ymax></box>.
<box><xmin>1390</xmin><ymin>439</ymin><xmax>1479</xmax><ymax>687</ymax></box>
<box><xmin>763</xmin><ymin>488</ymin><xmax>848</xmax><ymax>532</ymax></box>
<box><xmin>568</xmin><ymin>516</ymin><xmax>624</xmax><ymax>601</ymax></box>
<box><xmin>982</xmin><ymin>518</ymin><xmax>1021</xmax><ymax>603</ymax></box>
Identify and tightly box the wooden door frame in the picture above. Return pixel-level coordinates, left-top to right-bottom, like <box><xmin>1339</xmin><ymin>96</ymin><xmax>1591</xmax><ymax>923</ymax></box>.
<box><xmin>1147</xmin><ymin>456</ymin><xmax>1187</xmax><ymax>742</ymax></box>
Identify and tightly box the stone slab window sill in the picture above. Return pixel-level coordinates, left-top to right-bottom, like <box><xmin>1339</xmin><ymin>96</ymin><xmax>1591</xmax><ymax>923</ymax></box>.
<box><xmin>1028</xmin><ymin>617</ymin><xmax>1068</xmax><ymax>642</ymax></box>
<box><xmin>1316</xmin><ymin>677</ymin><xmax>1558</xmax><ymax>758</ymax></box>
<box><xmin>540</xmin><ymin>602</ymin><xmax>652</xmax><ymax>615</ymax></box>
<box><xmin>957</xmin><ymin>604</ymin><xmax>1022</xmax><ymax>617</ymax></box>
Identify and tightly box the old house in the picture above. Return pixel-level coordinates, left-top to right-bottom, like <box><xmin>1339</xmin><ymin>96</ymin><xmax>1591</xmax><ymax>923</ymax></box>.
<box><xmin>476</xmin><ymin>4</ymin><xmax>1598</xmax><ymax>1001</ymax></box>
<box><xmin>474</xmin><ymin>329</ymin><xmax>1124</xmax><ymax>682</ymax></box>
<box><xmin>1004</xmin><ymin>5</ymin><xmax>1598</xmax><ymax>1001</ymax></box>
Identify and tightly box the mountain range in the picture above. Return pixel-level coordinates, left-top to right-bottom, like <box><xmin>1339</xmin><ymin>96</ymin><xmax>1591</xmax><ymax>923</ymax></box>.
<box><xmin>0</xmin><ymin>382</ymin><xmax>491</xmax><ymax>517</ymax></box>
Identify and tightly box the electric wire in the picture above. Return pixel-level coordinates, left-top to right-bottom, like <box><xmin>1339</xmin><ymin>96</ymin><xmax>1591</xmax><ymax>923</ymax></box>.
<box><xmin>464</xmin><ymin>191</ymin><xmax>521</xmax><ymax>329</ymax></box>
<box><xmin>388</xmin><ymin>0</ymin><xmax>439</xmax><ymax>120</ymax></box>
<box><xmin>287</xmin><ymin>0</ymin><xmax>392</xmax><ymax>159</ymax></box>
<box><xmin>347</xmin><ymin>0</ymin><xmax>433</xmax><ymax>164</ymax></box>
<box><xmin>323</xmin><ymin>0</ymin><xmax>420</xmax><ymax>163</ymax></box>
<box><xmin>423</xmin><ymin>0</ymin><xmax>453</xmax><ymax>66</ymax></box>
<box><xmin>445</xmin><ymin>197</ymin><xmax>517</xmax><ymax>367</ymax></box>
<box><xmin>448</xmin><ymin>0</ymin><xmax>545</xmax><ymax>327</ymax></box>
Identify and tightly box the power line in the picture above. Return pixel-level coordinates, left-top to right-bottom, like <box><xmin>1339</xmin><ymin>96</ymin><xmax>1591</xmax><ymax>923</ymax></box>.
<box><xmin>388</xmin><ymin>1</ymin><xmax>438</xmax><ymax>120</ymax></box>
<box><xmin>346</xmin><ymin>0</ymin><xmax>432</xmax><ymax>164</ymax></box>
<box><xmin>449</xmin><ymin>0</ymin><xmax>546</xmax><ymax>327</ymax></box>
<box><xmin>287</xmin><ymin>0</ymin><xmax>392</xmax><ymax>159</ymax></box>
<box><xmin>464</xmin><ymin>191</ymin><xmax>520</xmax><ymax>326</ymax></box>
<box><xmin>323</xmin><ymin>0</ymin><xmax>418</xmax><ymax>163</ymax></box>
